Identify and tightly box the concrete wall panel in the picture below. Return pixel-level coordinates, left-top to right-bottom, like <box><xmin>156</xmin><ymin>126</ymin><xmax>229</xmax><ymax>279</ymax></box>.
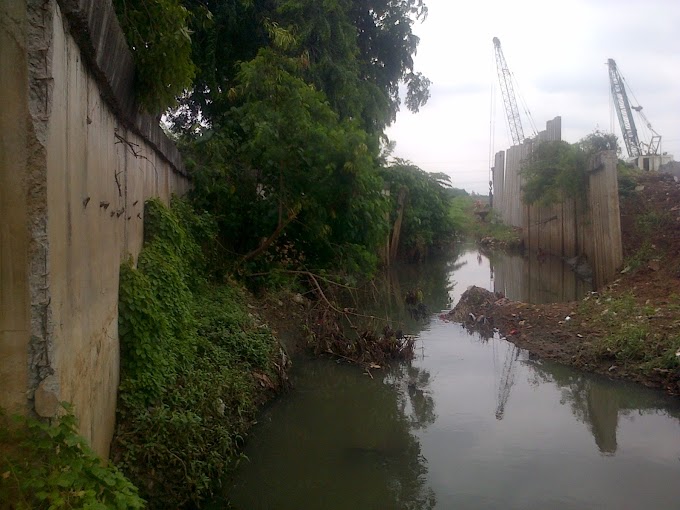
<box><xmin>1</xmin><ymin>0</ymin><xmax>190</xmax><ymax>457</ymax></box>
<box><xmin>492</xmin><ymin>116</ymin><xmax>621</xmax><ymax>288</ymax></box>
<box><xmin>0</xmin><ymin>0</ymin><xmax>31</xmax><ymax>415</ymax></box>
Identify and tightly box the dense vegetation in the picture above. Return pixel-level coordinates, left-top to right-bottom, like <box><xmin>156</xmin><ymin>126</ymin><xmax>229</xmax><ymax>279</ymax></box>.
<box><xmin>380</xmin><ymin>161</ymin><xmax>457</xmax><ymax>260</ymax></box>
<box><xmin>113</xmin><ymin>0</ymin><xmax>460</xmax><ymax>275</ymax></box>
<box><xmin>113</xmin><ymin>198</ymin><xmax>285</xmax><ymax>507</ymax></box>
<box><xmin>0</xmin><ymin>406</ymin><xmax>144</xmax><ymax>509</ymax></box>
<box><xmin>0</xmin><ymin>2</ymin><xmax>475</xmax><ymax>508</ymax></box>
<box><xmin>520</xmin><ymin>131</ymin><xmax>618</xmax><ymax>206</ymax></box>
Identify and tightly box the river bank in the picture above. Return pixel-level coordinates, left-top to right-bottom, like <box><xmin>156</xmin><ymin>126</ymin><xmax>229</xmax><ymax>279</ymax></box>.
<box><xmin>449</xmin><ymin>172</ymin><xmax>680</xmax><ymax>396</ymax></box>
<box><xmin>225</xmin><ymin>246</ymin><xmax>680</xmax><ymax>510</ymax></box>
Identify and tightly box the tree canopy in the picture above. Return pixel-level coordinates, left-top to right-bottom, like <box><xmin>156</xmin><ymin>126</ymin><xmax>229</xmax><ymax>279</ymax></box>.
<box><xmin>114</xmin><ymin>0</ymin><xmax>448</xmax><ymax>274</ymax></box>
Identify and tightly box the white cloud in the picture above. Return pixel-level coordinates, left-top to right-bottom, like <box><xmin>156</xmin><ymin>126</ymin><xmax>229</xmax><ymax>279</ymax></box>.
<box><xmin>386</xmin><ymin>0</ymin><xmax>680</xmax><ymax>193</ymax></box>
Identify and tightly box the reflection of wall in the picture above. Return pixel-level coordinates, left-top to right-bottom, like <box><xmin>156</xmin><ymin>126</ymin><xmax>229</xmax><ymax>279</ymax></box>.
<box><xmin>492</xmin><ymin>253</ymin><xmax>590</xmax><ymax>304</ymax></box>
<box><xmin>530</xmin><ymin>364</ymin><xmax>622</xmax><ymax>455</ymax></box>
<box><xmin>586</xmin><ymin>384</ymin><xmax>619</xmax><ymax>454</ymax></box>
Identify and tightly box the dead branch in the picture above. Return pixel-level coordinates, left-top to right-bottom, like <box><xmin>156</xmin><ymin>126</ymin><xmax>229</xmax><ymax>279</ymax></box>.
<box><xmin>239</xmin><ymin>208</ymin><xmax>298</xmax><ymax>264</ymax></box>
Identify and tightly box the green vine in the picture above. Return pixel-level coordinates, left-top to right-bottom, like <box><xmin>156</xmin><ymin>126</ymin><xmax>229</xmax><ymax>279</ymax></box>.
<box><xmin>0</xmin><ymin>404</ymin><xmax>144</xmax><ymax>509</ymax></box>
<box><xmin>114</xmin><ymin>197</ymin><xmax>282</xmax><ymax>507</ymax></box>
<box><xmin>520</xmin><ymin>132</ymin><xmax>619</xmax><ymax>207</ymax></box>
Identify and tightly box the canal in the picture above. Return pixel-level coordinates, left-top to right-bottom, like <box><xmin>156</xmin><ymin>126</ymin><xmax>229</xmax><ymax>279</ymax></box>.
<box><xmin>223</xmin><ymin>247</ymin><xmax>680</xmax><ymax>509</ymax></box>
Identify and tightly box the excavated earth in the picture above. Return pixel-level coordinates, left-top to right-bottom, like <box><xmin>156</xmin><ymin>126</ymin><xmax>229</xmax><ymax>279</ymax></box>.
<box><xmin>448</xmin><ymin>172</ymin><xmax>680</xmax><ymax>396</ymax></box>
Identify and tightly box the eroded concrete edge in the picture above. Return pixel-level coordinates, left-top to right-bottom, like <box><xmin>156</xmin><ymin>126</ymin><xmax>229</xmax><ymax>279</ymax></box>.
<box><xmin>25</xmin><ymin>0</ymin><xmax>58</xmax><ymax>415</ymax></box>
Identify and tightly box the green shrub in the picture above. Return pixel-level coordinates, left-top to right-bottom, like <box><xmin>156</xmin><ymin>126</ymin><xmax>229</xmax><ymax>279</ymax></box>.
<box><xmin>114</xmin><ymin>198</ymin><xmax>281</xmax><ymax>507</ymax></box>
<box><xmin>0</xmin><ymin>405</ymin><xmax>144</xmax><ymax>509</ymax></box>
<box><xmin>521</xmin><ymin>131</ymin><xmax>618</xmax><ymax>206</ymax></box>
<box><xmin>617</xmin><ymin>161</ymin><xmax>642</xmax><ymax>197</ymax></box>
<box><xmin>521</xmin><ymin>140</ymin><xmax>588</xmax><ymax>206</ymax></box>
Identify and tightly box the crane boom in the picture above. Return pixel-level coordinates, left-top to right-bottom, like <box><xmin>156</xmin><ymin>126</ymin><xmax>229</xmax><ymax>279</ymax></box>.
<box><xmin>493</xmin><ymin>37</ymin><xmax>524</xmax><ymax>146</ymax></box>
<box><xmin>632</xmin><ymin>106</ymin><xmax>661</xmax><ymax>155</ymax></box>
<box><xmin>607</xmin><ymin>59</ymin><xmax>641</xmax><ymax>158</ymax></box>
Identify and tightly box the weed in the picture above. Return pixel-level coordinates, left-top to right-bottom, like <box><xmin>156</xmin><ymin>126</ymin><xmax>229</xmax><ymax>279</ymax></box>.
<box><xmin>579</xmin><ymin>291</ymin><xmax>679</xmax><ymax>372</ymax></box>
<box><xmin>114</xmin><ymin>198</ymin><xmax>282</xmax><ymax>508</ymax></box>
<box><xmin>635</xmin><ymin>210</ymin><xmax>672</xmax><ymax>237</ymax></box>
<box><xmin>0</xmin><ymin>404</ymin><xmax>144</xmax><ymax>509</ymax></box>
<box><xmin>617</xmin><ymin>162</ymin><xmax>642</xmax><ymax>198</ymax></box>
<box><xmin>601</xmin><ymin>324</ymin><xmax>650</xmax><ymax>362</ymax></box>
<box><xmin>624</xmin><ymin>241</ymin><xmax>656</xmax><ymax>270</ymax></box>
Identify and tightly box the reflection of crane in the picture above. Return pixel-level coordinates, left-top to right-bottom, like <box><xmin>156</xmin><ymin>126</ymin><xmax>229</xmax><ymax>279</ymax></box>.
<box><xmin>607</xmin><ymin>58</ymin><xmax>661</xmax><ymax>158</ymax></box>
<box><xmin>493</xmin><ymin>37</ymin><xmax>524</xmax><ymax>146</ymax></box>
<box><xmin>495</xmin><ymin>343</ymin><xmax>519</xmax><ymax>420</ymax></box>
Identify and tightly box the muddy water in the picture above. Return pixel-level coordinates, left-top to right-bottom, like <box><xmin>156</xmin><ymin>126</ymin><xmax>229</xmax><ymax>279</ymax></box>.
<box><xmin>223</xmin><ymin>248</ymin><xmax>680</xmax><ymax>509</ymax></box>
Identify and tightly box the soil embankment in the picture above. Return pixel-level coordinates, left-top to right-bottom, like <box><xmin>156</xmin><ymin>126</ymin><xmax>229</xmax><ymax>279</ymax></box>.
<box><xmin>447</xmin><ymin>173</ymin><xmax>680</xmax><ymax>395</ymax></box>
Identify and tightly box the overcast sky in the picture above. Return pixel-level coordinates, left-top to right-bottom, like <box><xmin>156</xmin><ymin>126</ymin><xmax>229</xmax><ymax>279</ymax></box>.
<box><xmin>385</xmin><ymin>0</ymin><xmax>680</xmax><ymax>194</ymax></box>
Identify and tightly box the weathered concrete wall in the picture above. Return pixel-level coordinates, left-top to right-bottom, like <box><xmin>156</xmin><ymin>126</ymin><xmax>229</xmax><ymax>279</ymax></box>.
<box><xmin>1</xmin><ymin>0</ymin><xmax>189</xmax><ymax>457</ymax></box>
<box><xmin>1</xmin><ymin>0</ymin><xmax>32</xmax><ymax>417</ymax></box>
<box><xmin>494</xmin><ymin>117</ymin><xmax>562</xmax><ymax>227</ymax></box>
<box><xmin>492</xmin><ymin>117</ymin><xmax>622</xmax><ymax>288</ymax></box>
<box><xmin>523</xmin><ymin>151</ymin><xmax>622</xmax><ymax>288</ymax></box>
<box><xmin>584</xmin><ymin>151</ymin><xmax>623</xmax><ymax>287</ymax></box>
<box><xmin>491</xmin><ymin>151</ymin><xmax>505</xmax><ymax>224</ymax></box>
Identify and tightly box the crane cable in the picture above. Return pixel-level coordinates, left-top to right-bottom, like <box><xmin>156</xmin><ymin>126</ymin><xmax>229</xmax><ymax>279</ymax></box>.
<box><xmin>512</xmin><ymin>71</ymin><xmax>538</xmax><ymax>137</ymax></box>
<box><xmin>489</xmin><ymin>48</ymin><xmax>497</xmax><ymax>191</ymax></box>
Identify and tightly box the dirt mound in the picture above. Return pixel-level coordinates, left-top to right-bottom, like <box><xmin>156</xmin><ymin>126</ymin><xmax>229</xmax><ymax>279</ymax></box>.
<box><xmin>450</xmin><ymin>172</ymin><xmax>680</xmax><ymax>396</ymax></box>
<box><xmin>445</xmin><ymin>286</ymin><xmax>508</xmax><ymax>337</ymax></box>
<box><xmin>619</xmin><ymin>172</ymin><xmax>680</xmax><ymax>296</ymax></box>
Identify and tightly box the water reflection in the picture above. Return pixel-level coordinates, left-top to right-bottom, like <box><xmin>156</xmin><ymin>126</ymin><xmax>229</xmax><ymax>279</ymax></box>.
<box><xmin>225</xmin><ymin>248</ymin><xmax>680</xmax><ymax>510</ymax></box>
<box><xmin>387</xmin><ymin>364</ymin><xmax>437</xmax><ymax>430</ymax></box>
<box><xmin>224</xmin><ymin>358</ymin><xmax>437</xmax><ymax>509</ymax></box>
<box><xmin>488</xmin><ymin>250</ymin><xmax>592</xmax><ymax>304</ymax></box>
<box><xmin>527</xmin><ymin>359</ymin><xmax>680</xmax><ymax>455</ymax></box>
<box><xmin>355</xmin><ymin>251</ymin><xmax>463</xmax><ymax>335</ymax></box>
<box><xmin>492</xmin><ymin>342</ymin><xmax>521</xmax><ymax>420</ymax></box>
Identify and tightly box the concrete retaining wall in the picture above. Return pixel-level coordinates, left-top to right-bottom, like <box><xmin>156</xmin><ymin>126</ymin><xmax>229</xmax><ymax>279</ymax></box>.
<box><xmin>1</xmin><ymin>0</ymin><xmax>189</xmax><ymax>456</ymax></box>
<box><xmin>492</xmin><ymin>117</ymin><xmax>623</xmax><ymax>288</ymax></box>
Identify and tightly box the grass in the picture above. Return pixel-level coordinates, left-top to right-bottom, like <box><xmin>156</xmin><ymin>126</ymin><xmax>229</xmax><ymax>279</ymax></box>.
<box><xmin>576</xmin><ymin>292</ymin><xmax>680</xmax><ymax>373</ymax></box>
<box><xmin>449</xmin><ymin>195</ymin><xmax>521</xmax><ymax>247</ymax></box>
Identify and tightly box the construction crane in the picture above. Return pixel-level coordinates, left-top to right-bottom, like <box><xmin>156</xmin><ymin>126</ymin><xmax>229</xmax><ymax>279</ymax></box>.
<box><xmin>632</xmin><ymin>105</ymin><xmax>661</xmax><ymax>156</ymax></box>
<box><xmin>607</xmin><ymin>58</ymin><xmax>661</xmax><ymax>158</ymax></box>
<box><xmin>493</xmin><ymin>37</ymin><xmax>525</xmax><ymax>146</ymax></box>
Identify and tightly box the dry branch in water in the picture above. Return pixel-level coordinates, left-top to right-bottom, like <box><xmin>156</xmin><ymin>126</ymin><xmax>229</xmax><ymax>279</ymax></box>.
<box><xmin>302</xmin><ymin>272</ymin><xmax>416</xmax><ymax>367</ymax></box>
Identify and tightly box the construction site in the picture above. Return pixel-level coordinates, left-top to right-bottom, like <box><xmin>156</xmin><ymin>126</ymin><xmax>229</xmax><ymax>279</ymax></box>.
<box><xmin>488</xmin><ymin>37</ymin><xmax>675</xmax><ymax>289</ymax></box>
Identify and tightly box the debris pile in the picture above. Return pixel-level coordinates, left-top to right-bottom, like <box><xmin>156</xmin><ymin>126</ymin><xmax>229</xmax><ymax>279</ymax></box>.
<box><xmin>309</xmin><ymin>304</ymin><xmax>416</xmax><ymax>369</ymax></box>
<box><xmin>445</xmin><ymin>286</ymin><xmax>509</xmax><ymax>338</ymax></box>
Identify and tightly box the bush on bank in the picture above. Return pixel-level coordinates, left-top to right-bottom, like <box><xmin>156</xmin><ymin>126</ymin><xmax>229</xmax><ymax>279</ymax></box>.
<box><xmin>112</xmin><ymin>197</ymin><xmax>284</xmax><ymax>507</ymax></box>
<box><xmin>0</xmin><ymin>405</ymin><xmax>144</xmax><ymax>509</ymax></box>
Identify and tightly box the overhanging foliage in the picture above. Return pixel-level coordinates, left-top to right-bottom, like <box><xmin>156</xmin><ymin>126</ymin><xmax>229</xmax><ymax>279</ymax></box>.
<box><xmin>520</xmin><ymin>132</ymin><xmax>619</xmax><ymax>206</ymax></box>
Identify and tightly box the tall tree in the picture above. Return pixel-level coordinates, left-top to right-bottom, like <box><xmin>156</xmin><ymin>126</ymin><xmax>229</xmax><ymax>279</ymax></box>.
<box><xmin>351</xmin><ymin>0</ymin><xmax>431</xmax><ymax>130</ymax></box>
<box><xmin>381</xmin><ymin>160</ymin><xmax>456</xmax><ymax>260</ymax></box>
<box><xmin>185</xmin><ymin>48</ymin><xmax>388</xmax><ymax>273</ymax></box>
